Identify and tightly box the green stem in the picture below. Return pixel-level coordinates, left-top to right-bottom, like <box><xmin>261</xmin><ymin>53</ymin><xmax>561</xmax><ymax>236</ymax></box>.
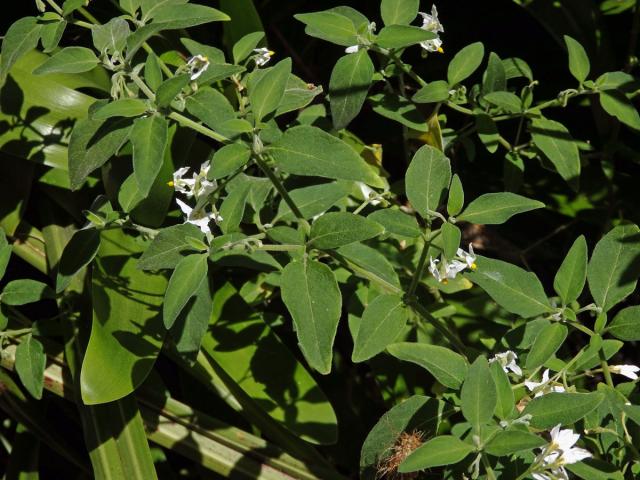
<box><xmin>407</xmin><ymin>230</ymin><xmax>431</xmax><ymax>298</ymax></box>
<box><xmin>256</xmin><ymin>244</ymin><xmax>305</xmax><ymax>252</ymax></box>
<box><xmin>168</xmin><ymin>112</ymin><xmax>230</xmax><ymax>144</ymax></box>
<box><xmin>77</xmin><ymin>6</ymin><xmax>100</xmax><ymax>24</ymax></box>
<box><xmin>599</xmin><ymin>348</ymin><xmax>615</xmax><ymax>388</ymax></box>
<box><xmin>446</xmin><ymin>101</ymin><xmax>474</xmax><ymax>115</ymax></box>
<box><xmin>482</xmin><ymin>455</ymin><xmax>497</xmax><ymax>480</ymax></box>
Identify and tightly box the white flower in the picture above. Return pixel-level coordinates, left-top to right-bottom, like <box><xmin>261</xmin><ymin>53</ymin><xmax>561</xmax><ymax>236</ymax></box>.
<box><xmin>186</xmin><ymin>54</ymin><xmax>210</xmax><ymax>80</ymax></box>
<box><xmin>176</xmin><ymin>198</ymin><xmax>222</xmax><ymax>234</ymax></box>
<box><xmin>171</xmin><ymin>166</ymin><xmax>195</xmax><ymax>196</ymax></box>
<box><xmin>171</xmin><ymin>161</ymin><xmax>217</xmax><ymax>199</ymax></box>
<box><xmin>418</xmin><ymin>5</ymin><xmax>444</xmax><ymax>53</ymax></box>
<box><xmin>253</xmin><ymin>47</ymin><xmax>274</xmax><ymax>67</ymax></box>
<box><xmin>525</xmin><ymin>369</ymin><xmax>566</xmax><ymax>397</ymax></box>
<box><xmin>358</xmin><ymin>182</ymin><xmax>381</xmax><ymax>206</ymax></box>
<box><xmin>428</xmin><ymin>255</ymin><xmax>467</xmax><ymax>284</ymax></box>
<box><xmin>489</xmin><ymin>350</ymin><xmax>522</xmax><ymax>376</ymax></box>
<box><xmin>455</xmin><ymin>243</ymin><xmax>477</xmax><ymax>270</ymax></box>
<box><xmin>345</xmin><ymin>45</ymin><xmax>360</xmax><ymax>54</ymax></box>
<box><xmin>532</xmin><ymin>425</ymin><xmax>591</xmax><ymax>480</ymax></box>
<box><xmin>610</xmin><ymin>364</ymin><xmax>639</xmax><ymax>380</ymax></box>
<box><xmin>429</xmin><ymin>256</ymin><xmax>443</xmax><ymax>283</ymax></box>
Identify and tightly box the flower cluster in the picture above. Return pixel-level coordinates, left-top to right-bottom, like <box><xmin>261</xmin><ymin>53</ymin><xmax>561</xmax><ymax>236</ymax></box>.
<box><xmin>171</xmin><ymin>160</ymin><xmax>222</xmax><ymax>235</ymax></box>
<box><xmin>532</xmin><ymin>425</ymin><xmax>592</xmax><ymax>480</ymax></box>
<box><xmin>428</xmin><ymin>244</ymin><xmax>476</xmax><ymax>284</ymax></box>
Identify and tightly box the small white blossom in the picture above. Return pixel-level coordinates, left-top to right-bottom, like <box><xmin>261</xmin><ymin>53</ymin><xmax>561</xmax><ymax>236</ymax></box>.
<box><xmin>429</xmin><ymin>256</ymin><xmax>443</xmax><ymax>283</ymax></box>
<box><xmin>610</xmin><ymin>364</ymin><xmax>639</xmax><ymax>380</ymax></box>
<box><xmin>358</xmin><ymin>182</ymin><xmax>381</xmax><ymax>206</ymax></box>
<box><xmin>253</xmin><ymin>47</ymin><xmax>274</xmax><ymax>67</ymax></box>
<box><xmin>172</xmin><ymin>167</ymin><xmax>195</xmax><ymax>196</ymax></box>
<box><xmin>418</xmin><ymin>5</ymin><xmax>444</xmax><ymax>53</ymax></box>
<box><xmin>187</xmin><ymin>54</ymin><xmax>210</xmax><ymax>80</ymax></box>
<box><xmin>176</xmin><ymin>198</ymin><xmax>222</xmax><ymax>234</ymax></box>
<box><xmin>455</xmin><ymin>243</ymin><xmax>477</xmax><ymax>270</ymax></box>
<box><xmin>345</xmin><ymin>45</ymin><xmax>360</xmax><ymax>54</ymax></box>
<box><xmin>525</xmin><ymin>369</ymin><xmax>566</xmax><ymax>397</ymax></box>
<box><xmin>171</xmin><ymin>161</ymin><xmax>217</xmax><ymax>199</ymax></box>
<box><xmin>532</xmin><ymin>425</ymin><xmax>591</xmax><ymax>480</ymax></box>
<box><xmin>489</xmin><ymin>350</ymin><xmax>522</xmax><ymax>376</ymax></box>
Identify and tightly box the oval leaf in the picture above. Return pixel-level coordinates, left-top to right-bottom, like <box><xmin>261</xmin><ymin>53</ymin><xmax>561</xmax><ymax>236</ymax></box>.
<box><xmin>405</xmin><ymin>144</ymin><xmax>451</xmax><ymax>219</ymax></box>
<box><xmin>564</xmin><ymin>35</ymin><xmax>590</xmax><ymax>83</ymax></box>
<box><xmin>607</xmin><ymin>305</ymin><xmax>640</xmax><ymax>341</ymax></box>
<box><xmin>553</xmin><ymin>235</ymin><xmax>588</xmax><ymax>305</ymax></box>
<box><xmin>485</xmin><ymin>430</ymin><xmax>546</xmax><ymax>457</ymax></box>
<box><xmin>399</xmin><ymin>435</ymin><xmax>474</xmax><ymax>472</ymax></box>
<box><xmin>352</xmin><ymin>294</ymin><xmax>407</xmax><ymax>362</ymax></box>
<box><xmin>457</xmin><ymin>192</ymin><xmax>544</xmax><ymax>224</ymax></box>
<box><xmin>525</xmin><ymin>323</ymin><xmax>568</xmax><ymax>369</ymax></box>
<box><xmin>530</xmin><ymin>118</ymin><xmax>581</xmax><ymax>189</ymax></box>
<box><xmin>33</xmin><ymin>46</ymin><xmax>99</xmax><ymax>75</ymax></box>
<box><xmin>132</xmin><ymin>115</ymin><xmax>168</xmax><ymax>197</ymax></box>
<box><xmin>448</xmin><ymin>42</ymin><xmax>485</xmax><ymax>85</ymax></box>
<box><xmin>329</xmin><ymin>49</ymin><xmax>374</xmax><ymax>130</ymax></box>
<box><xmin>163</xmin><ymin>253</ymin><xmax>208</xmax><ymax>329</ymax></box>
<box><xmin>523</xmin><ymin>392</ymin><xmax>605</xmax><ymax>429</ymax></box>
<box><xmin>15</xmin><ymin>336</ymin><xmax>46</xmax><ymax>400</ymax></box>
<box><xmin>460</xmin><ymin>356</ymin><xmax>496</xmax><ymax>431</ymax></box>
<box><xmin>309</xmin><ymin>212</ymin><xmax>384</xmax><ymax>250</ymax></box>
<box><xmin>248</xmin><ymin>57</ymin><xmax>291</xmax><ymax>122</ymax></box>
<box><xmin>387</xmin><ymin>343</ymin><xmax>468</xmax><ymax>389</ymax></box>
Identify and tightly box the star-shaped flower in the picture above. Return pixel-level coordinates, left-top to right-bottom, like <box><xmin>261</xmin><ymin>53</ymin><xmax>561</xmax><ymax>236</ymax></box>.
<box><xmin>489</xmin><ymin>350</ymin><xmax>522</xmax><ymax>376</ymax></box>
<box><xmin>418</xmin><ymin>5</ymin><xmax>444</xmax><ymax>53</ymax></box>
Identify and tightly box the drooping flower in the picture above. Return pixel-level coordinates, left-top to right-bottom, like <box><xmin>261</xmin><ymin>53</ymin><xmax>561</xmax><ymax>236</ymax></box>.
<box><xmin>428</xmin><ymin>256</ymin><xmax>443</xmax><ymax>283</ymax></box>
<box><xmin>358</xmin><ymin>182</ymin><xmax>381</xmax><ymax>206</ymax></box>
<box><xmin>253</xmin><ymin>47</ymin><xmax>274</xmax><ymax>67</ymax></box>
<box><xmin>532</xmin><ymin>425</ymin><xmax>591</xmax><ymax>480</ymax></box>
<box><xmin>489</xmin><ymin>350</ymin><xmax>522</xmax><ymax>376</ymax></box>
<box><xmin>171</xmin><ymin>167</ymin><xmax>195</xmax><ymax>196</ymax></box>
<box><xmin>176</xmin><ymin>198</ymin><xmax>222</xmax><ymax>234</ymax></box>
<box><xmin>418</xmin><ymin>5</ymin><xmax>444</xmax><ymax>53</ymax></box>
<box><xmin>345</xmin><ymin>45</ymin><xmax>360</xmax><ymax>54</ymax></box>
<box><xmin>525</xmin><ymin>369</ymin><xmax>566</xmax><ymax>397</ymax></box>
<box><xmin>456</xmin><ymin>243</ymin><xmax>477</xmax><ymax>270</ymax></box>
<box><xmin>186</xmin><ymin>54</ymin><xmax>210</xmax><ymax>80</ymax></box>
<box><xmin>170</xmin><ymin>161</ymin><xmax>217</xmax><ymax>199</ymax></box>
<box><xmin>609</xmin><ymin>364</ymin><xmax>639</xmax><ymax>380</ymax></box>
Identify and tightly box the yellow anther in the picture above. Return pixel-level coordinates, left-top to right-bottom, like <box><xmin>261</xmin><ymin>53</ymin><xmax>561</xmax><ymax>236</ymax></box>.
<box><xmin>437</xmin><ymin>47</ymin><xmax>444</xmax><ymax>54</ymax></box>
<box><xmin>167</xmin><ymin>181</ymin><xmax>174</xmax><ymax>187</ymax></box>
<box><xmin>268</xmin><ymin>50</ymin><xmax>275</xmax><ymax>56</ymax></box>
<box><xmin>471</xmin><ymin>263</ymin><xmax>477</xmax><ymax>270</ymax></box>
<box><xmin>442</xmin><ymin>279</ymin><xmax>449</xmax><ymax>285</ymax></box>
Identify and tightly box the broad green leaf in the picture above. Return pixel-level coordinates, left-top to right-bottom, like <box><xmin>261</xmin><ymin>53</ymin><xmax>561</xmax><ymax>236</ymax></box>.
<box><xmin>33</xmin><ymin>47</ymin><xmax>99</xmax><ymax>75</ymax></box>
<box><xmin>564</xmin><ymin>35</ymin><xmax>590</xmax><ymax>83</ymax></box>
<box><xmin>460</xmin><ymin>356</ymin><xmax>496</xmax><ymax>431</ymax></box>
<box><xmin>275</xmin><ymin>182</ymin><xmax>349</xmax><ymax>222</ymax></box>
<box><xmin>62</xmin><ymin>0</ymin><xmax>84</xmax><ymax>15</ymax></box>
<box><xmin>120</xmin><ymin>0</ymin><xmax>140</xmax><ymax>15</ymax></box>
<box><xmin>482</xmin><ymin>52</ymin><xmax>506</xmax><ymax>94</ymax></box>
<box><xmin>294</xmin><ymin>11</ymin><xmax>359</xmax><ymax>47</ymax></box>
<box><xmin>329</xmin><ymin>49</ymin><xmax>374</xmax><ymax>130</ymax></box>
<box><xmin>194</xmin><ymin>63</ymin><xmax>245</xmax><ymax>86</ymax></box>
<box><xmin>249</xmin><ymin>57</ymin><xmax>291</xmax><ymax>122</ymax></box>
<box><xmin>447</xmin><ymin>174</ymin><xmax>465</xmax><ymax>217</ymax></box>
<box><xmin>387</xmin><ymin>343</ymin><xmax>468</xmax><ymax>389</ymax></box>
<box><xmin>352</xmin><ymin>294</ymin><xmax>407</xmax><ymax>362</ymax></box>
<box><xmin>573</xmin><ymin>338</ymin><xmax>622</xmax><ymax>372</ymax></box>
<box><xmin>399</xmin><ymin>436</ymin><xmax>474</xmax><ymax>472</ymax></box>
<box><xmin>144</xmin><ymin>52</ymin><xmax>163</xmax><ymax>90</ymax></box>
<box><xmin>269</xmin><ymin>125</ymin><xmax>383</xmax><ymax>187</ymax></box>
<box><xmin>40</xmin><ymin>14</ymin><xmax>67</xmax><ymax>53</ymax></box>
<box><xmin>276</xmin><ymin>73</ymin><xmax>323</xmax><ymax>116</ymax></box>
<box><xmin>219</xmin><ymin>181</ymin><xmax>251</xmax><ymax>234</ymax></box>
<box><xmin>56</xmin><ymin>228</ymin><xmax>100</xmax><ymax>293</ymax></box>
<box><xmin>209</xmin><ymin>143</ymin><xmax>251</xmax><ymax>179</ymax></box>
<box><xmin>92</xmin><ymin>18</ymin><xmax>130</xmax><ymax>54</ymax></box>
<box><xmin>405</xmin><ymin>144</ymin><xmax>451</xmax><ymax>218</ymax></box>
<box><xmin>367</xmin><ymin>209</ymin><xmax>421</xmax><ymax>238</ymax></box>
<box><xmin>68</xmin><ymin>115</ymin><xmax>132</xmax><ymax>190</ymax></box>
<box><xmin>209</xmin><ymin>233</ymin><xmax>281</xmax><ymax>272</ymax></box>
<box><xmin>587</xmin><ymin>224</ymin><xmax>640</xmax><ymax>312</ymax></box>
<box><xmin>381</xmin><ymin>0</ymin><xmax>419</xmax><ymax>25</ymax></box>
<box><xmin>599</xmin><ymin>90</ymin><xmax>640</xmax><ymax>130</ymax></box>
<box><xmin>530</xmin><ymin>118</ymin><xmax>581</xmax><ymax>189</ymax></box>
<box><xmin>163</xmin><ymin>253</ymin><xmax>208</xmax><ymax>329</ymax></box>
<box><xmin>149</xmin><ymin>4</ymin><xmax>229</xmax><ymax>29</ymax></box>
<box><xmin>155</xmin><ymin>74</ymin><xmax>190</xmax><ymax>108</ymax></box>
<box><xmin>15</xmin><ymin>336</ymin><xmax>46</xmax><ymax>400</ymax></box>
<box><xmin>525</xmin><ymin>323</ymin><xmax>568</xmax><ymax>369</ymax></box>
<box><xmin>337</xmin><ymin>242</ymin><xmax>401</xmax><ymax>289</ymax></box>
<box><xmin>91</xmin><ymin>98</ymin><xmax>148</xmax><ymax>120</ymax></box>
<box><xmin>457</xmin><ymin>192</ymin><xmax>544</xmax><ymax>224</ymax></box>
<box><xmin>170</xmin><ymin>276</ymin><xmax>212</xmax><ymax>363</ymax></box>
<box><xmin>607</xmin><ymin>305</ymin><xmax>640</xmax><ymax>341</ymax></box>
<box><xmin>138</xmin><ymin>224</ymin><xmax>204</xmax><ymax>270</ymax></box>
<box><xmin>308</xmin><ymin>212</ymin><xmax>384</xmax><ymax>249</ymax></box>
<box><xmin>140</xmin><ymin>0</ymin><xmax>188</xmax><ymax>21</ymax></box>
<box><xmin>360</xmin><ymin>395</ymin><xmax>452</xmax><ymax>480</ymax></box>
<box><xmin>1</xmin><ymin>279</ymin><xmax>54</xmax><ymax>305</ymax></box>
<box><xmin>524</xmin><ymin>392</ymin><xmax>604</xmax><ymax>429</ymax></box>
<box><xmin>485</xmin><ymin>430</ymin><xmax>546</xmax><ymax>456</ymax></box>
<box><xmin>412</xmin><ymin>80</ymin><xmax>450</xmax><ymax>103</ymax></box>
<box><xmin>466</xmin><ymin>256</ymin><xmax>552</xmax><ymax>318</ymax></box>
<box><xmin>81</xmin><ymin>230</ymin><xmax>167</xmax><ymax>404</ymax></box>
<box><xmin>489</xmin><ymin>361</ymin><xmax>514</xmax><ymax>419</ymax></box>
<box><xmin>185</xmin><ymin>87</ymin><xmax>236</xmax><ymax>139</ymax></box>
<box><xmin>376</xmin><ymin>25</ymin><xmax>436</xmax><ymax>49</ymax></box>
<box><xmin>554</xmin><ymin>235</ymin><xmax>588</xmax><ymax>305</ymax></box>
<box><xmin>503</xmin><ymin>57</ymin><xmax>533</xmax><ymax>81</ymax></box>
<box><xmin>280</xmin><ymin>259</ymin><xmax>341</xmax><ymax>374</ymax></box>
<box><xmin>0</xmin><ymin>17</ymin><xmax>42</xmax><ymax>85</ymax></box>
<box><xmin>441</xmin><ymin>222</ymin><xmax>461</xmax><ymax>259</ymax></box>
<box><xmin>131</xmin><ymin>115</ymin><xmax>168</xmax><ymax>197</ymax></box>
<box><xmin>484</xmin><ymin>91</ymin><xmax>522</xmax><ymax>113</ymax></box>
<box><xmin>567</xmin><ymin>459</ymin><xmax>625</xmax><ymax>480</ymax></box>
<box><xmin>369</xmin><ymin>92</ymin><xmax>428</xmax><ymax>131</ymax></box>
<box><xmin>476</xmin><ymin>114</ymin><xmax>499</xmax><ymax>153</ymax></box>
<box><xmin>232</xmin><ymin>31</ymin><xmax>265</xmax><ymax>64</ymax></box>
<box><xmin>448</xmin><ymin>42</ymin><xmax>485</xmax><ymax>85</ymax></box>
<box><xmin>0</xmin><ymin>228</ymin><xmax>11</xmax><ymax>280</ymax></box>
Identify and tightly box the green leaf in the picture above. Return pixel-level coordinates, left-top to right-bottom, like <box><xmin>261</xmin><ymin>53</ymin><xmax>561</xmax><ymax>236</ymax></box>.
<box><xmin>405</xmin><ymin>144</ymin><xmax>451</xmax><ymax>218</ymax></box>
<box><xmin>484</xmin><ymin>91</ymin><xmax>522</xmax><ymax>113</ymax></box>
<box><xmin>275</xmin><ymin>182</ymin><xmax>349</xmax><ymax>222</ymax></box>
<box><xmin>399</xmin><ymin>436</ymin><xmax>474</xmax><ymax>472</ymax></box>
<box><xmin>367</xmin><ymin>209</ymin><xmax>421</xmax><ymax>238</ymax></box>
<box><xmin>138</xmin><ymin>223</ymin><xmax>204</xmax><ymax>270</ymax></box>
<box><xmin>466</xmin><ymin>256</ymin><xmax>551</xmax><ymax>318</ymax></box>
<box><xmin>0</xmin><ymin>228</ymin><xmax>12</xmax><ymax>280</ymax></box>
<box><xmin>369</xmin><ymin>92</ymin><xmax>428</xmax><ymax>131</ymax></box>
<box><xmin>441</xmin><ymin>222</ymin><xmax>461</xmax><ymax>259</ymax></box>
<box><xmin>337</xmin><ymin>242</ymin><xmax>401</xmax><ymax>288</ymax></box>
<box><xmin>387</xmin><ymin>343</ymin><xmax>468</xmax><ymax>389</ymax></box>
<box><xmin>447</xmin><ymin>174</ymin><xmax>465</xmax><ymax>217</ymax></box>
<box><xmin>329</xmin><ymin>49</ymin><xmax>374</xmax><ymax>130</ymax></box>
<box><xmin>179</xmin><ymin>38</ymin><xmax>223</xmax><ymax>64</ymax></box>
<box><xmin>185</xmin><ymin>87</ymin><xmax>236</xmax><ymax>139</ymax></box>
<box><xmin>62</xmin><ymin>0</ymin><xmax>84</xmax><ymax>15</ymax></box>
<box><xmin>130</xmin><ymin>115</ymin><xmax>169</xmax><ymax>198</ymax></box>
<box><xmin>249</xmin><ymin>57</ymin><xmax>291</xmax><ymax>122</ymax></box>
<box><xmin>170</xmin><ymin>277</ymin><xmax>213</xmax><ymax>363</ymax></box>
<box><xmin>352</xmin><ymin>295</ymin><xmax>407</xmax><ymax>362</ymax></box>
<box><xmin>0</xmin><ymin>17</ymin><xmax>42</xmax><ymax>85</ymax></box>
<box><xmin>163</xmin><ymin>253</ymin><xmax>208</xmax><ymax>329</ymax></box>
<box><xmin>476</xmin><ymin>114</ymin><xmax>499</xmax><ymax>153</ymax></box>
<box><xmin>209</xmin><ymin>143</ymin><xmax>251</xmax><ymax>179</ymax></box>
<box><xmin>461</xmin><ymin>356</ymin><xmax>496</xmax><ymax>431</ymax></box>
<box><xmin>412</xmin><ymin>80</ymin><xmax>450</xmax><ymax>103</ymax></box>
<box><xmin>92</xmin><ymin>18</ymin><xmax>130</xmax><ymax>54</ymax></box>
<box><xmin>482</xmin><ymin>52</ymin><xmax>506</xmax><ymax>94</ymax></box>
<box><xmin>587</xmin><ymin>224</ymin><xmax>640</xmax><ymax>312</ymax></box>
<box><xmin>81</xmin><ymin>230</ymin><xmax>167</xmax><ymax>404</ymax></box>
<box><xmin>376</xmin><ymin>25</ymin><xmax>436</xmax><ymax>49</ymax></box>
<box><xmin>33</xmin><ymin>46</ymin><xmax>99</xmax><ymax>75</ymax></box>
<box><xmin>68</xmin><ymin>115</ymin><xmax>132</xmax><ymax>190</ymax></box>
<box><xmin>525</xmin><ymin>323</ymin><xmax>568</xmax><ymax>369</ymax></box>
<box><xmin>120</xmin><ymin>0</ymin><xmax>140</xmax><ymax>15</ymax></box>
<box><xmin>1</xmin><ymin>280</ymin><xmax>54</xmax><ymax>305</ymax></box>
<box><xmin>219</xmin><ymin>181</ymin><xmax>251</xmax><ymax>234</ymax></box>
<box><xmin>56</xmin><ymin>228</ymin><xmax>100</xmax><ymax>293</ymax></box>
<box><xmin>149</xmin><ymin>4</ymin><xmax>229</xmax><ymax>29</ymax></box>
<box><xmin>381</xmin><ymin>0</ymin><xmax>419</xmax><ymax>25</ymax></box>
<box><xmin>599</xmin><ymin>90</ymin><xmax>640</xmax><ymax>130</ymax></box>
<box><xmin>448</xmin><ymin>42</ymin><xmax>485</xmax><ymax>85</ymax></box>
<box><xmin>485</xmin><ymin>430</ymin><xmax>546</xmax><ymax>456</ymax></box>
<box><xmin>564</xmin><ymin>35</ymin><xmax>590</xmax><ymax>83</ymax></box>
<box><xmin>155</xmin><ymin>74</ymin><xmax>190</xmax><ymax>108</ymax></box>
<box><xmin>607</xmin><ymin>305</ymin><xmax>640</xmax><ymax>341</ymax></box>
<box><xmin>276</xmin><ymin>73</ymin><xmax>323</xmax><ymax>116</ymax></box>
<box><xmin>144</xmin><ymin>52</ymin><xmax>163</xmax><ymax>90</ymax></box>
<box><xmin>524</xmin><ymin>392</ymin><xmax>605</xmax><ymax>429</ymax></box>
<box><xmin>308</xmin><ymin>212</ymin><xmax>384</xmax><ymax>249</ymax></box>
<box><xmin>457</xmin><ymin>192</ymin><xmax>544</xmax><ymax>224</ymax></box>
<box><xmin>40</xmin><ymin>15</ymin><xmax>67</xmax><ymax>53</ymax></box>
<box><xmin>554</xmin><ymin>235</ymin><xmax>588</xmax><ymax>305</ymax></box>
<box><xmin>294</xmin><ymin>11</ymin><xmax>359</xmax><ymax>47</ymax></box>
<box><xmin>15</xmin><ymin>336</ymin><xmax>46</xmax><ymax>400</ymax></box>
<box><xmin>490</xmin><ymin>361</ymin><xmax>514</xmax><ymax>419</ymax></box>
<box><xmin>280</xmin><ymin>259</ymin><xmax>341</xmax><ymax>374</ymax></box>
<box><xmin>91</xmin><ymin>98</ymin><xmax>148</xmax><ymax>120</ymax></box>
<box><xmin>530</xmin><ymin>118</ymin><xmax>581</xmax><ymax>189</ymax></box>
<box><xmin>567</xmin><ymin>459</ymin><xmax>625</xmax><ymax>480</ymax></box>
<box><xmin>573</xmin><ymin>338</ymin><xmax>622</xmax><ymax>372</ymax></box>
<box><xmin>269</xmin><ymin>125</ymin><xmax>383</xmax><ymax>187</ymax></box>
<box><xmin>232</xmin><ymin>31</ymin><xmax>265</xmax><ymax>64</ymax></box>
